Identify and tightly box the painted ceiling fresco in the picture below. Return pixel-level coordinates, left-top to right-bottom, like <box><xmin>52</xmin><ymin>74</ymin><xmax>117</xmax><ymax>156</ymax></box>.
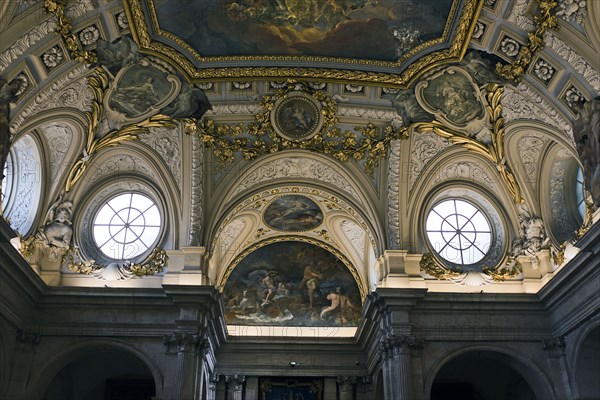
<box><xmin>152</xmin><ymin>0</ymin><xmax>453</xmax><ymax>61</ymax></box>
<box><xmin>223</xmin><ymin>241</ymin><xmax>362</xmax><ymax>327</ymax></box>
<box><xmin>263</xmin><ymin>195</ymin><xmax>323</xmax><ymax>231</ymax></box>
<box><xmin>125</xmin><ymin>0</ymin><xmax>482</xmax><ymax>84</ymax></box>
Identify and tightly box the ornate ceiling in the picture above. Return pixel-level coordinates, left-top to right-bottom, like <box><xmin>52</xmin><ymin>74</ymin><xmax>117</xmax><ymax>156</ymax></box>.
<box><xmin>124</xmin><ymin>0</ymin><xmax>480</xmax><ymax>85</ymax></box>
<box><xmin>0</xmin><ymin>0</ymin><xmax>599</xmax><ymax>300</ymax></box>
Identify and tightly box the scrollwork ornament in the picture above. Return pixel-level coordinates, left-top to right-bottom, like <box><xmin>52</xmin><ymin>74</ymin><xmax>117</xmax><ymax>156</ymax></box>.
<box><xmin>64</xmin><ymin>68</ymin><xmax>176</xmax><ymax>192</ymax></box>
<box><xmin>412</xmin><ymin>84</ymin><xmax>521</xmax><ymax>202</ymax></box>
<box><xmin>186</xmin><ymin>80</ymin><xmax>409</xmax><ymax>174</ymax></box>
<box><xmin>495</xmin><ymin>0</ymin><xmax>559</xmax><ymax>82</ymax></box>
<box><xmin>419</xmin><ymin>253</ymin><xmax>462</xmax><ymax>279</ymax></box>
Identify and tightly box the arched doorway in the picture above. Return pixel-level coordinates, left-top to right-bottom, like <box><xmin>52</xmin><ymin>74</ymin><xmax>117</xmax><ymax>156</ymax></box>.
<box><xmin>574</xmin><ymin>326</ymin><xmax>600</xmax><ymax>400</ymax></box>
<box><xmin>430</xmin><ymin>351</ymin><xmax>538</xmax><ymax>400</ymax></box>
<box><xmin>42</xmin><ymin>349</ymin><xmax>156</xmax><ymax>400</ymax></box>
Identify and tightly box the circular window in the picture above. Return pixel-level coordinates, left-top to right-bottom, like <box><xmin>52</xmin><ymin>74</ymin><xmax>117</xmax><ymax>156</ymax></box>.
<box><xmin>425</xmin><ymin>199</ymin><xmax>492</xmax><ymax>265</ymax></box>
<box><xmin>92</xmin><ymin>193</ymin><xmax>161</xmax><ymax>260</ymax></box>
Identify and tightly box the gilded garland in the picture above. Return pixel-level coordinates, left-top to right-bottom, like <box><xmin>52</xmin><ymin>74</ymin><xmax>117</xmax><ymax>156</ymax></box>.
<box><xmin>420</xmin><ymin>253</ymin><xmax>462</xmax><ymax>279</ymax></box>
<box><xmin>495</xmin><ymin>0</ymin><xmax>559</xmax><ymax>82</ymax></box>
<box><xmin>44</xmin><ymin>0</ymin><xmax>97</xmax><ymax>63</ymax></box>
<box><xmin>185</xmin><ymin>81</ymin><xmax>409</xmax><ymax>174</ymax></box>
<box><xmin>66</xmin><ymin>247</ymin><xmax>168</xmax><ymax>277</ymax></box>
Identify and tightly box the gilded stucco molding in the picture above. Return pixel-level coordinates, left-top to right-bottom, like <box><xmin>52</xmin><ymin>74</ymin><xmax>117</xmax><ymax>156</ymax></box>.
<box><xmin>186</xmin><ymin>81</ymin><xmax>409</xmax><ymax>175</ymax></box>
<box><xmin>496</xmin><ymin>0</ymin><xmax>559</xmax><ymax>82</ymax></box>
<box><xmin>67</xmin><ymin>247</ymin><xmax>168</xmax><ymax>277</ymax></box>
<box><xmin>43</xmin><ymin>0</ymin><xmax>97</xmax><ymax>63</ymax></box>
<box><xmin>413</xmin><ymin>84</ymin><xmax>522</xmax><ymax>203</ymax></box>
<box><xmin>64</xmin><ymin>68</ymin><xmax>176</xmax><ymax>192</ymax></box>
<box><xmin>124</xmin><ymin>0</ymin><xmax>482</xmax><ymax>86</ymax></box>
<box><xmin>419</xmin><ymin>253</ymin><xmax>462</xmax><ymax>279</ymax></box>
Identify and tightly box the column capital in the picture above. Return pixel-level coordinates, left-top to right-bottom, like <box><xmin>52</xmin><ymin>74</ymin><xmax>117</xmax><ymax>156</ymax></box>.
<box><xmin>163</xmin><ymin>331</ymin><xmax>209</xmax><ymax>353</ymax></box>
<box><xmin>225</xmin><ymin>375</ymin><xmax>246</xmax><ymax>391</ymax></box>
<box><xmin>542</xmin><ymin>336</ymin><xmax>566</xmax><ymax>358</ymax></box>
<box><xmin>337</xmin><ymin>376</ymin><xmax>357</xmax><ymax>386</ymax></box>
<box><xmin>378</xmin><ymin>334</ymin><xmax>423</xmax><ymax>358</ymax></box>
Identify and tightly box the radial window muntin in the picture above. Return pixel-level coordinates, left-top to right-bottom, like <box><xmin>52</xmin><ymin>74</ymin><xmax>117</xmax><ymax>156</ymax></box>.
<box><xmin>92</xmin><ymin>192</ymin><xmax>162</xmax><ymax>261</ymax></box>
<box><xmin>425</xmin><ymin>199</ymin><xmax>493</xmax><ymax>265</ymax></box>
<box><xmin>576</xmin><ymin>167</ymin><xmax>585</xmax><ymax>220</ymax></box>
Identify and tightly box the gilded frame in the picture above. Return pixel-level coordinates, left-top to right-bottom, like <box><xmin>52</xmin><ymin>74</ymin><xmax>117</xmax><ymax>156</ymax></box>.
<box><xmin>123</xmin><ymin>0</ymin><xmax>483</xmax><ymax>86</ymax></box>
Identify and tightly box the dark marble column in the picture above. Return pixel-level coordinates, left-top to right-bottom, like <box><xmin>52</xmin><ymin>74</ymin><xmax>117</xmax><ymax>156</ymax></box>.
<box><xmin>337</xmin><ymin>376</ymin><xmax>356</xmax><ymax>400</ymax></box>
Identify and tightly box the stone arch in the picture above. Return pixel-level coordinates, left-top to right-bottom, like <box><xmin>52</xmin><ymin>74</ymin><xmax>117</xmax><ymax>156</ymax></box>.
<box><xmin>570</xmin><ymin>319</ymin><xmax>600</xmax><ymax>399</ymax></box>
<box><xmin>424</xmin><ymin>345</ymin><xmax>554</xmax><ymax>400</ymax></box>
<box><xmin>25</xmin><ymin>339</ymin><xmax>164</xmax><ymax>400</ymax></box>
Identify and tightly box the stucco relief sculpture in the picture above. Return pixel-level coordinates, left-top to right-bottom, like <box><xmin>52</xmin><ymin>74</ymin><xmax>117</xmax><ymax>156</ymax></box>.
<box><xmin>35</xmin><ymin>198</ymin><xmax>74</xmax><ymax>249</ymax></box>
<box><xmin>573</xmin><ymin>97</ymin><xmax>600</xmax><ymax>206</ymax></box>
<box><xmin>511</xmin><ymin>205</ymin><xmax>550</xmax><ymax>257</ymax></box>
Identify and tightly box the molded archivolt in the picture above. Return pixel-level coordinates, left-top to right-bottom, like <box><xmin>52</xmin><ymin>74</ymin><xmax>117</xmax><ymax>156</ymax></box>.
<box><xmin>3</xmin><ymin>133</ymin><xmax>44</xmax><ymax>236</ymax></box>
<box><xmin>208</xmin><ymin>186</ymin><xmax>377</xmax><ymax>294</ymax></box>
<box><xmin>69</xmin><ymin>143</ymin><xmax>182</xmax><ymax>264</ymax></box>
<box><xmin>407</xmin><ymin>148</ymin><xmax>517</xmax><ymax>265</ymax></box>
<box><xmin>504</xmin><ymin>121</ymin><xmax>578</xmax><ymax>212</ymax></box>
<box><xmin>539</xmin><ymin>144</ymin><xmax>584</xmax><ymax>245</ymax></box>
<box><xmin>210</xmin><ymin>151</ymin><xmax>385</xmax><ymax>252</ymax></box>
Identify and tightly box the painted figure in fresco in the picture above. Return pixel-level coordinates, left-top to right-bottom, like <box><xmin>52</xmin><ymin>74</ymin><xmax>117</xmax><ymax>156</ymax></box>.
<box><xmin>386</xmin><ymin>90</ymin><xmax>432</xmax><ymax>124</ymax></box>
<box><xmin>299</xmin><ymin>263</ymin><xmax>324</xmax><ymax>309</ymax></box>
<box><xmin>320</xmin><ymin>288</ymin><xmax>359</xmax><ymax>324</ymax></box>
<box><xmin>161</xmin><ymin>82</ymin><xmax>212</xmax><ymax>119</ymax></box>
<box><xmin>262</xmin><ymin>271</ymin><xmax>279</xmax><ymax>305</ymax></box>
<box><xmin>573</xmin><ymin>97</ymin><xmax>600</xmax><ymax>206</ymax></box>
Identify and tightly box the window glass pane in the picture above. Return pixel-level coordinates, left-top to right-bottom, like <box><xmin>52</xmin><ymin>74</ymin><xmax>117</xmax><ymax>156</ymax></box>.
<box><xmin>93</xmin><ymin>192</ymin><xmax>161</xmax><ymax>260</ymax></box>
<box><xmin>426</xmin><ymin>199</ymin><xmax>492</xmax><ymax>265</ymax></box>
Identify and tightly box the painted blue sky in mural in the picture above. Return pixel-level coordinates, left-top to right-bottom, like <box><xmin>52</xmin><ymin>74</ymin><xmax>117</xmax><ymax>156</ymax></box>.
<box><xmin>152</xmin><ymin>0</ymin><xmax>454</xmax><ymax>61</ymax></box>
